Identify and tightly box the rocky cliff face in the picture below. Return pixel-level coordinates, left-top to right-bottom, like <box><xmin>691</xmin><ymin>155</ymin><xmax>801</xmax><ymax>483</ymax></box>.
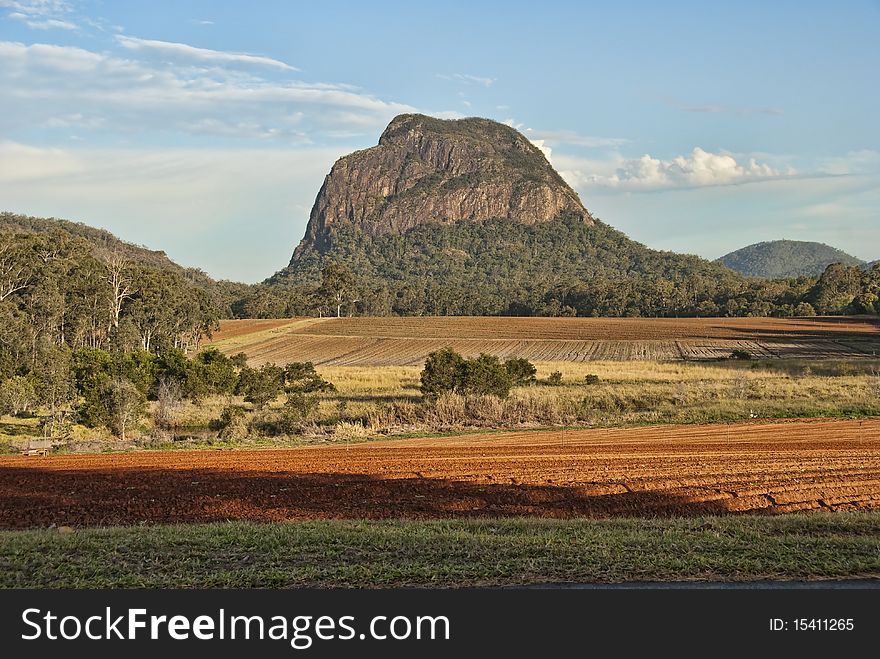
<box><xmin>291</xmin><ymin>114</ymin><xmax>591</xmax><ymax>258</ymax></box>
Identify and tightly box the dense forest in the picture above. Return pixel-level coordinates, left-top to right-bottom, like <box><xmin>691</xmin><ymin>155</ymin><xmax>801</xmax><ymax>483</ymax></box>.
<box><xmin>266</xmin><ymin>214</ymin><xmax>880</xmax><ymax>318</ymax></box>
<box><xmin>717</xmin><ymin>239</ymin><xmax>865</xmax><ymax>278</ymax></box>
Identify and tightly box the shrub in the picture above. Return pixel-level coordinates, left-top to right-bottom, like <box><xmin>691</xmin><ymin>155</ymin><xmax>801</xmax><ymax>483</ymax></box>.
<box><xmin>730</xmin><ymin>350</ymin><xmax>752</xmax><ymax>360</ymax></box>
<box><xmin>420</xmin><ymin>347</ymin><xmax>467</xmax><ymax>398</ymax></box>
<box><xmin>545</xmin><ymin>371</ymin><xmax>564</xmax><ymax>386</ymax></box>
<box><xmin>212</xmin><ymin>405</ymin><xmax>249</xmax><ymax>440</ymax></box>
<box><xmin>504</xmin><ymin>357</ymin><xmax>537</xmax><ymax>386</ymax></box>
<box><xmin>284</xmin><ymin>362</ymin><xmax>336</xmax><ymax>393</ymax></box>
<box><xmin>235</xmin><ymin>364</ymin><xmax>285</xmax><ymax>409</ymax></box>
<box><xmin>188</xmin><ymin>347</ymin><xmax>239</xmax><ymax>399</ymax></box>
<box><xmin>584</xmin><ymin>374</ymin><xmax>601</xmax><ymax>385</ymax></box>
<box><xmin>461</xmin><ymin>354</ymin><xmax>512</xmax><ymax>398</ymax></box>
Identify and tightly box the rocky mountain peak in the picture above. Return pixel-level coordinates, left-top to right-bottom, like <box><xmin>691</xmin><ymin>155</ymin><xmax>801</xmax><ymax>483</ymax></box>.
<box><xmin>291</xmin><ymin>114</ymin><xmax>591</xmax><ymax>258</ymax></box>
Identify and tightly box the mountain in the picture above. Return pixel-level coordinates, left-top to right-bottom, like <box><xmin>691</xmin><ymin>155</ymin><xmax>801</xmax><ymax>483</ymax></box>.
<box><xmin>717</xmin><ymin>240</ymin><xmax>864</xmax><ymax>278</ymax></box>
<box><xmin>272</xmin><ymin>114</ymin><xmax>769</xmax><ymax>317</ymax></box>
<box><xmin>292</xmin><ymin>113</ymin><xmax>589</xmax><ymax>257</ymax></box>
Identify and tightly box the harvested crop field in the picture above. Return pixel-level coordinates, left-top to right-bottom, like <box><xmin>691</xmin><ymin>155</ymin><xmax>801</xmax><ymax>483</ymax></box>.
<box><xmin>206</xmin><ymin>316</ymin><xmax>880</xmax><ymax>365</ymax></box>
<box><xmin>2</xmin><ymin>419</ymin><xmax>878</xmax><ymax>528</ymax></box>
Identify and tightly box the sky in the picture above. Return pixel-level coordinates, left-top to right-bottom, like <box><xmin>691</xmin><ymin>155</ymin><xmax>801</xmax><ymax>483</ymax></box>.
<box><xmin>1</xmin><ymin>0</ymin><xmax>878</xmax><ymax>282</ymax></box>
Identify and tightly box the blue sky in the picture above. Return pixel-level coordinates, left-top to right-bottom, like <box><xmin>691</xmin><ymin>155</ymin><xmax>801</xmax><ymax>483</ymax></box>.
<box><xmin>1</xmin><ymin>0</ymin><xmax>878</xmax><ymax>281</ymax></box>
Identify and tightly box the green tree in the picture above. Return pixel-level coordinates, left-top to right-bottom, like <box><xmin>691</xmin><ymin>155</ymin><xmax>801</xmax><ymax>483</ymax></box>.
<box><xmin>793</xmin><ymin>302</ymin><xmax>816</xmax><ymax>317</ymax></box>
<box><xmin>807</xmin><ymin>263</ymin><xmax>862</xmax><ymax>315</ymax></box>
<box><xmin>72</xmin><ymin>347</ymin><xmax>114</xmax><ymax>428</ymax></box>
<box><xmin>188</xmin><ymin>347</ymin><xmax>239</xmax><ymax>399</ymax></box>
<box><xmin>0</xmin><ymin>376</ymin><xmax>37</xmax><ymax>416</ymax></box>
<box><xmin>420</xmin><ymin>347</ymin><xmax>467</xmax><ymax>399</ymax></box>
<box><xmin>321</xmin><ymin>262</ymin><xmax>357</xmax><ymax>317</ymax></box>
<box><xmin>504</xmin><ymin>357</ymin><xmax>537</xmax><ymax>386</ymax></box>
<box><xmin>103</xmin><ymin>378</ymin><xmax>145</xmax><ymax>440</ymax></box>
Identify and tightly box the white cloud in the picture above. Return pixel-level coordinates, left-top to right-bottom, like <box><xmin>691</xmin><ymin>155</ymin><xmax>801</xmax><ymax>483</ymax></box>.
<box><xmin>116</xmin><ymin>35</ymin><xmax>299</xmax><ymax>72</ymax></box>
<box><xmin>558</xmin><ymin>148</ymin><xmax>791</xmax><ymax>190</ymax></box>
<box><xmin>0</xmin><ymin>40</ymin><xmax>416</xmax><ymax>142</ymax></box>
<box><xmin>1</xmin><ymin>0</ymin><xmax>76</xmax><ymax>29</ymax></box>
<box><xmin>0</xmin><ymin>0</ymin><xmax>71</xmax><ymax>15</ymax></box>
<box><xmin>9</xmin><ymin>12</ymin><xmax>75</xmax><ymax>29</ymax></box>
<box><xmin>524</xmin><ymin>128</ymin><xmax>629</xmax><ymax>149</ymax></box>
<box><xmin>437</xmin><ymin>73</ymin><xmax>496</xmax><ymax>87</ymax></box>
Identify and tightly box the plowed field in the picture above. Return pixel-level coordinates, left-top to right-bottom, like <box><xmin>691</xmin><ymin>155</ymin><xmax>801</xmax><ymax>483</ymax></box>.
<box><xmin>206</xmin><ymin>316</ymin><xmax>880</xmax><ymax>365</ymax></box>
<box><xmin>2</xmin><ymin>419</ymin><xmax>878</xmax><ymax>528</ymax></box>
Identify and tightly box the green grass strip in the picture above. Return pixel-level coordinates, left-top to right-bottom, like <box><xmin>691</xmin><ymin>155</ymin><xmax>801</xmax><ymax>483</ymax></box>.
<box><xmin>3</xmin><ymin>513</ymin><xmax>879</xmax><ymax>588</ymax></box>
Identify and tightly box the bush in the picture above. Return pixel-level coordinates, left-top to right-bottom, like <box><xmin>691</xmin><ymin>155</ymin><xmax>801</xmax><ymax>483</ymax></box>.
<box><xmin>284</xmin><ymin>362</ymin><xmax>336</xmax><ymax>393</ymax></box>
<box><xmin>212</xmin><ymin>405</ymin><xmax>249</xmax><ymax>440</ymax></box>
<box><xmin>461</xmin><ymin>354</ymin><xmax>512</xmax><ymax>398</ymax></box>
<box><xmin>545</xmin><ymin>371</ymin><xmax>564</xmax><ymax>386</ymax></box>
<box><xmin>244</xmin><ymin>392</ymin><xmax>320</xmax><ymax>437</ymax></box>
<box><xmin>235</xmin><ymin>364</ymin><xmax>285</xmax><ymax>409</ymax></box>
<box><xmin>420</xmin><ymin>347</ymin><xmax>467</xmax><ymax>399</ymax></box>
<box><xmin>188</xmin><ymin>347</ymin><xmax>239</xmax><ymax>399</ymax></box>
<box><xmin>504</xmin><ymin>357</ymin><xmax>537</xmax><ymax>386</ymax></box>
<box><xmin>731</xmin><ymin>350</ymin><xmax>752</xmax><ymax>361</ymax></box>
<box><xmin>421</xmin><ymin>349</ymin><xmax>512</xmax><ymax>399</ymax></box>
<box><xmin>584</xmin><ymin>374</ymin><xmax>600</xmax><ymax>385</ymax></box>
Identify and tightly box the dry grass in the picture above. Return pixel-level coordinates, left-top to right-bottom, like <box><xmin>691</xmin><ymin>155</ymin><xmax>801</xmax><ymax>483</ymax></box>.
<box><xmin>303</xmin><ymin>360</ymin><xmax>880</xmax><ymax>438</ymax></box>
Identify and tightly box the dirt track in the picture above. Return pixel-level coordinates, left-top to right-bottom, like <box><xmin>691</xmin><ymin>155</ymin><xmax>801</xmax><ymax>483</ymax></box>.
<box><xmin>1</xmin><ymin>419</ymin><xmax>879</xmax><ymax>528</ymax></box>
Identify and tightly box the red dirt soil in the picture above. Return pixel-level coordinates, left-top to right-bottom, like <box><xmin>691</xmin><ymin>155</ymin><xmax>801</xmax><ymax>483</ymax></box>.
<box><xmin>1</xmin><ymin>419</ymin><xmax>879</xmax><ymax>529</ymax></box>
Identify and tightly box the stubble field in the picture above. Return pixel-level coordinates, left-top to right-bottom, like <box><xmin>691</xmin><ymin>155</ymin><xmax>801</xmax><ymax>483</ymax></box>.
<box><xmin>206</xmin><ymin>316</ymin><xmax>880</xmax><ymax>366</ymax></box>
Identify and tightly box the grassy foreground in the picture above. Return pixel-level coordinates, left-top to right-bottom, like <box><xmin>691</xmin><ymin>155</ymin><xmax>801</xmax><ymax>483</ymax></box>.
<box><xmin>3</xmin><ymin>513</ymin><xmax>879</xmax><ymax>588</ymax></box>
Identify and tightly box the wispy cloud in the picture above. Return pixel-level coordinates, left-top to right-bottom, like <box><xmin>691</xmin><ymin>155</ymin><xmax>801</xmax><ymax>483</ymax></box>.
<box><xmin>0</xmin><ymin>0</ymin><xmax>71</xmax><ymax>15</ymax></box>
<box><xmin>189</xmin><ymin>19</ymin><xmax>215</xmax><ymax>26</ymax></box>
<box><xmin>1</xmin><ymin>0</ymin><xmax>77</xmax><ymax>29</ymax></box>
<box><xmin>9</xmin><ymin>12</ymin><xmax>75</xmax><ymax>29</ymax></box>
<box><xmin>0</xmin><ymin>40</ymin><xmax>416</xmax><ymax>142</ymax></box>
<box><xmin>525</xmin><ymin>128</ymin><xmax>629</xmax><ymax>149</ymax></box>
<box><xmin>437</xmin><ymin>73</ymin><xmax>496</xmax><ymax>87</ymax></box>
<box><xmin>116</xmin><ymin>35</ymin><xmax>299</xmax><ymax>72</ymax></box>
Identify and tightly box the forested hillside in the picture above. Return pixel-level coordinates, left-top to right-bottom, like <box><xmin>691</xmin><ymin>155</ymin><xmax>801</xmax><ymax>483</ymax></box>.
<box><xmin>0</xmin><ymin>213</ymin><xmax>247</xmax><ymax>377</ymax></box>
<box><xmin>265</xmin><ymin>215</ymin><xmax>880</xmax><ymax>318</ymax></box>
<box><xmin>718</xmin><ymin>240</ymin><xmax>864</xmax><ymax>278</ymax></box>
